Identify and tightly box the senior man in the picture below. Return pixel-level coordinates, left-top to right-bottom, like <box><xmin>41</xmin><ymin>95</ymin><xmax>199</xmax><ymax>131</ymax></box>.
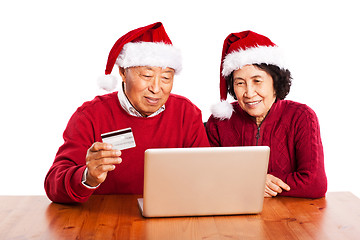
<box><xmin>45</xmin><ymin>22</ymin><xmax>209</xmax><ymax>203</ymax></box>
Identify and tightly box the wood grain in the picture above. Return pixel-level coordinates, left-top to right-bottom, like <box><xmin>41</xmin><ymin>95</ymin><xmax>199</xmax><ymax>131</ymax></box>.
<box><xmin>0</xmin><ymin>192</ymin><xmax>359</xmax><ymax>239</ymax></box>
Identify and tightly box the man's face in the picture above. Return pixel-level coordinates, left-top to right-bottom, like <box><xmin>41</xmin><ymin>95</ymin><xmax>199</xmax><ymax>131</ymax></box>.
<box><xmin>120</xmin><ymin>66</ymin><xmax>175</xmax><ymax>117</ymax></box>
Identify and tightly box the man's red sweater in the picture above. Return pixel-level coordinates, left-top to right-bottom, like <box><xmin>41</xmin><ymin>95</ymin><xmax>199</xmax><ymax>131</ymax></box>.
<box><xmin>206</xmin><ymin>100</ymin><xmax>327</xmax><ymax>198</ymax></box>
<box><xmin>45</xmin><ymin>92</ymin><xmax>210</xmax><ymax>203</ymax></box>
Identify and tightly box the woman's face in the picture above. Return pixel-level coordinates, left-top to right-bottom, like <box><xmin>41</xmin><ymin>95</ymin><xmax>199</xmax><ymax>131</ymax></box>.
<box><xmin>233</xmin><ymin>65</ymin><xmax>276</xmax><ymax>125</ymax></box>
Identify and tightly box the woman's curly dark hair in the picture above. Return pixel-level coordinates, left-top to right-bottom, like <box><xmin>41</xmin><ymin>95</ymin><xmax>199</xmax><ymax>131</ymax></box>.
<box><xmin>226</xmin><ymin>64</ymin><xmax>292</xmax><ymax>100</ymax></box>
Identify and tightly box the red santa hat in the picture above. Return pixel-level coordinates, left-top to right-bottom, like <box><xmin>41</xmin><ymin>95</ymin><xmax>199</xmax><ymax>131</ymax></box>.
<box><xmin>212</xmin><ymin>30</ymin><xmax>286</xmax><ymax>120</ymax></box>
<box><xmin>98</xmin><ymin>22</ymin><xmax>182</xmax><ymax>91</ymax></box>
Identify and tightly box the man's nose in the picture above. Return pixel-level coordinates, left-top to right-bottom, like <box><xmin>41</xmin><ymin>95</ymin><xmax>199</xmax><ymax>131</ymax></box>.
<box><xmin>149</xmin><ymin>76</ymin><xmax>161</xmax><ymax>94</ymax></box>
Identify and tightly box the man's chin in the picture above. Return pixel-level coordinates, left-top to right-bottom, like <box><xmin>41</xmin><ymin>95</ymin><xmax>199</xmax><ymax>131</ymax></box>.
<box><xmin>140</xmin><ymin>106</ymin><xmax>162</xmax><ymax>117</ymax></box>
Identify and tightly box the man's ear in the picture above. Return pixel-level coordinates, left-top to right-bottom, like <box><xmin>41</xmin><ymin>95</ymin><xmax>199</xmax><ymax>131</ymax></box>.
<box><xmin>119</xmin><ymin>67</ymin><xmax>126</xmax><ymax>82</ymax></box>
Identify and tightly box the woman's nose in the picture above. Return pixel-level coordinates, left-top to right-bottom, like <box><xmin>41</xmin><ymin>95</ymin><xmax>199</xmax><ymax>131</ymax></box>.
<box><xmin>244</xmin><ymin>85</ymin><xmax>256</xmax><ymax>98</ymax></box>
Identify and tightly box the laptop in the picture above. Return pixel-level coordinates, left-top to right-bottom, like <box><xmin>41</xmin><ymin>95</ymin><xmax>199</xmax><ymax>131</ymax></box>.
<box><xmin>138</xmin><ymin>146</ymin><xmax>270</xmax><ymax>217</ymax></box>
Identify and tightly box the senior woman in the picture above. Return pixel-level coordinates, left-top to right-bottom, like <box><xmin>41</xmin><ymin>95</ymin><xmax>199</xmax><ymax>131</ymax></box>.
<box><xmin>206</xmin><ymin>30</ymin><xmax>327</xmax><ymax>198</ymax></box>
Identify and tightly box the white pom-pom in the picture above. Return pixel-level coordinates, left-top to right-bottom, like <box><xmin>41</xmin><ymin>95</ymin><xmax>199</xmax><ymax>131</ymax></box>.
<box><xmin>211</xmin><ymin>101</ymin><xmax>234</xmax><ymax>120</ymax></box>
<box><xmin>97</xmin><ymin>75</ymin><xmax>118</xmax><ymax>91</ymax></box>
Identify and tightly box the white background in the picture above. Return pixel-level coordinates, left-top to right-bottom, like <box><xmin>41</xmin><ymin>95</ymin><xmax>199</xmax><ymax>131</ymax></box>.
<box><xmin>1</xmin><ymin>0</ymin><xmax>359</xmax><ymax>198</ymax></box>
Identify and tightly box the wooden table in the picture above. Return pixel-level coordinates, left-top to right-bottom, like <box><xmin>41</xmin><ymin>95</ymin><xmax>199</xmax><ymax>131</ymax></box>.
<box><xmin>0</xmin><ymin>192</ymin><xmax>359</xmax><ymax>240</ymax></box>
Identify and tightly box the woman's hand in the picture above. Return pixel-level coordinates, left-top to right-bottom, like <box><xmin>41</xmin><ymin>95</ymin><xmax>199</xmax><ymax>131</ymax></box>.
<box><xmin>85</xmin><ymin>142</ymin><xmax>122</xmax><ymax>187</ymax></box>
<box><xmin>264</xmin><ymin>174</ymin><xmax>290</xmax><ymax>197</ymax></box>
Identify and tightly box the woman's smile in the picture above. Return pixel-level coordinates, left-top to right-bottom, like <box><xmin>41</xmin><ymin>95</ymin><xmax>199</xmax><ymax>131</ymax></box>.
<box><xmin>245</xmin><ymin>100</ymin><xmax>262</xmax><ymax>107</ymax></box>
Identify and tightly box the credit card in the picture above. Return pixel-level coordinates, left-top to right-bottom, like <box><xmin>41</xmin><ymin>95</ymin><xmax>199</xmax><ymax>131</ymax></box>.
<box><xmin>101</xmin><ymin>127</ymin><xmax>136</xmax><ymax>151</ymax></box>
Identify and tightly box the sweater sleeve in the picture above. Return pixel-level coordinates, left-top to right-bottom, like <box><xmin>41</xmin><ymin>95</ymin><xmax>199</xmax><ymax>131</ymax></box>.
<box><xmin>271</xmin><ymin>106</ymin><xmax>327</xmax><ymax>198</ymax></box>
<box><xmin>205</xmin><ymin>116</ymin><xmax>222</xmax><ymax>147</ymax></box>
<box><xmin>44</xmin><ymin>110</ymin><xmax>97</xmax><ymax>203</ymax></box>
<box><xmin>184</xmin><ymin>104</ymin><xmax>210</xmax><ymax>147</ymax></box>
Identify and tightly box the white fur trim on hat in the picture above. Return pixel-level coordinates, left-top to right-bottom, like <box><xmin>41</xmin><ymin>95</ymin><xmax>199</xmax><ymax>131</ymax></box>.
<box><xmin>116</xmin><ymin>42</ymin><xmax>182</xmax><ymax>73</ymax></box>
<box><xmin>211</xmin><ymin>101</ymin><xmax>234</xmax><ymax>120</ymax></box>
<box><xmin>97</xmin><ymin>74</ymin><xmax>118</xmax><ymax>91</ymax></box>
<box><xmin>222</xmin><ymin>46</ymin><xmax>285</xmax><ymax>77</ymax></box>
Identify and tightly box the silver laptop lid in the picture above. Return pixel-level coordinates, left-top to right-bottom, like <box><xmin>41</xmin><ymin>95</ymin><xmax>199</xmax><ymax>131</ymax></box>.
<box><xmin>140</xmin><ymin>146</ymin><xmax>270</xmax><ymax>217</ymax></box>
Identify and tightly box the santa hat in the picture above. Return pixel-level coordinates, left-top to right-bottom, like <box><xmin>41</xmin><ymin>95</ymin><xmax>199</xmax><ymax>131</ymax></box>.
<box><xmin>212</xmin><ymin>30</ymin><xmax>285</xmax><ymax>120</ymax></box>
<box><xmin>98</xmin><ymin>22</ymin><xmax>182</xmax><ymax>91</ymax></box>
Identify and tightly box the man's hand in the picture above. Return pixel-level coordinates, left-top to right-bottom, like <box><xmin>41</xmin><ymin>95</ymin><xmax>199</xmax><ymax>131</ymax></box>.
<box><xmin>264</xmin><ymin>174</ymin><xmax>290</xmax><ymax>197</ymax></box>
<box><xmin>85</xmin><ymin>142</ymin><xmax>122</xmax><ymax>187</ymax></box>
